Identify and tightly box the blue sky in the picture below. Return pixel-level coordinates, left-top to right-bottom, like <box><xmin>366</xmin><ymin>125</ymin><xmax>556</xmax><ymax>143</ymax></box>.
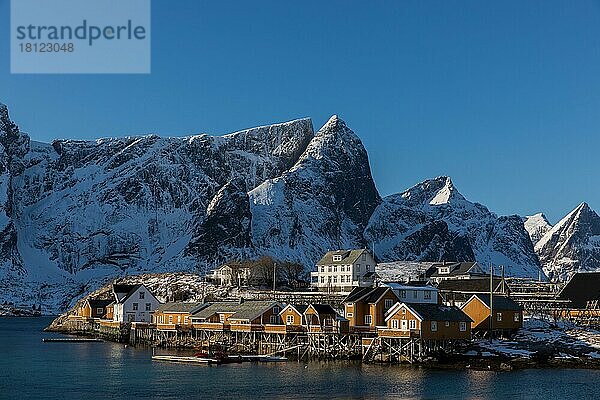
<box><xmin>1</xmin><ymin>0</ymin><xmax>599</xmax><ymax>223</ymax></box>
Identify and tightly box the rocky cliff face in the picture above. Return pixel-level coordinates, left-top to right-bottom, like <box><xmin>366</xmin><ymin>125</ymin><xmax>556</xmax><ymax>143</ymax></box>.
<box><xmin>0</xmin><ymin>103</ymin><xmax>547</xmax><ymax>311</ymax></box>
<box><xmin>535</xmin><ymin>203</ymin><xmax>600</xmax><ymax>281</ymax></box>
<box><xmin>365</xmin><ymin>176</ymin><xmax>543</xmax><ymax>278</ymax></box>
<box><xmin>248</xmin><ymin>115</ymin><xmax>381</xmax><ymax>265</ymax></box>
<box><xmin>524</xmin><ymin>213</ymin><xmax>552</xmax><ymax>245</ymax></box>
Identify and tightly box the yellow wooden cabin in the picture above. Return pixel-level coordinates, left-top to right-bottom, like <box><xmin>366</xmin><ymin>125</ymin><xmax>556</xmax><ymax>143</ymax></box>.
<box><xmin>343</xmin><ymin>287</ymin><xmax>399</xmax><ymax>331</ymax></box>
<box><xmin>153</xmin><ymin>302</ymin><xmax>207</xmax><ymax>331</ymax></box>
<box><xmin>379</xmin><ymin>302</ymin><xmax>472</xmax><ymax>340</ymax></box>
<box><xmin>460</xmin><ymin>294</ymin><xmax>523</xmax><ymax>335</ymax></box>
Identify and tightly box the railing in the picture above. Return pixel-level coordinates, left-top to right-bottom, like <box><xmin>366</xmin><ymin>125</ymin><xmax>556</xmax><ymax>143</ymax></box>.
<box><xmin>191</xmin><ymin>322</ymin><xmax>227</xmax><ymax>331</ymax></box>
<box><xmin>264</xmin><ymin>324</ymin><xmax>288</xmax><ymax>333</ymax></box>
<box><xmin>230</xmin><ymin>324</ymin><xmax>264</xmax><ymax>332</ymax></box>
<box><xmin>376</xmin><ymin>328</ymin><xmax>419</xmax><ymax>338</ymax></box>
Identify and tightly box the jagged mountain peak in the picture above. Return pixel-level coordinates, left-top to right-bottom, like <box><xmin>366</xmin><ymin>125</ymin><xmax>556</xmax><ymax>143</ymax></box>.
<box><xmin>366</xmin><ymin>175</ymin><xmax>543</xmax><ymax>279</ymax></box>
<box><xmin>536</xmin><ymin>202</ymin><xmax>600</xmax><ymax>281</ymax></box>
<box><xmin>397</xmin><ymin>176</ymin><xmax>467</xmax><ymax>208</ymax></box>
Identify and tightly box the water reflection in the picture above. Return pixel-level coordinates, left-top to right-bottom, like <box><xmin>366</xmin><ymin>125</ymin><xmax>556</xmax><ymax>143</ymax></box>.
<box><xmin>3</xmin><ymin>318</ymin><xmax>600</xmax><ymax>399</ymax></box>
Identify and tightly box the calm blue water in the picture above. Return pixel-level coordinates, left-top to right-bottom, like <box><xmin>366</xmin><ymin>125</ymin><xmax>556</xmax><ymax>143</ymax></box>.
<box><xmin>1</xmin><ymin>317</ymin><xmax>600</xmax><ymax>399</ymax></box>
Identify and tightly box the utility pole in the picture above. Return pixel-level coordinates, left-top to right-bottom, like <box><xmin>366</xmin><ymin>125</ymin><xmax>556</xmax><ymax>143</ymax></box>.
<box><xmin>489</xmin><ymin>263</ymin><xmax>494</xmax><ymax>342</ymax></box>
<box><xmin>273</xmin><ymin>262</ymin><xmax>277</xmax><ymax>293</ymax></box>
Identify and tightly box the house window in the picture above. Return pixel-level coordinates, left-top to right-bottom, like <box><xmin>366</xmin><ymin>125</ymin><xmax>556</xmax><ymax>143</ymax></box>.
<box><xmin>445</xmin><ymin>321</ymin><xmax>450</xmax><ymax>327</ymax></box>
<box><xmin>184</xmin><ymin>317</ymin><xmax>189</xmax><ymax>325</ymax></box>
<box><xmin>424</xmin><ymin>291</ymin><xmax>432</xmax><ymax>300</ymax></box>
<box><xmin>333</xmin><ymin>276</ymin><xmax>337</xmax><ymax>283</ymax></box>
<box><xmin>346</xmin><ymin>312</ymin><xmax>353</xmax><ymax>318</ymax></box>
<box><xmin>139</xmin><ymin>291</ymin><xmax>145</xmax><ymax>299</ymax></box>
<box><xmin>431</xmin><ymin>321</ymin><xmax>438</xmax><ymax>331</ymax></box>
<box><xmin>497</xmin><ymin>313</ymin><xmax>502</xmax><ymax>322</ymax></box>
<box><xmin>286</xmin><ymin>315</ymin><xmax>294</xmax><ymax>324</ymax></box>
<box><xmin>270</xmin><ymin>315</ymin><xmax>278</xmax><ymax>324</ymax></box>
<box><xmin>413</xmin><ymin>290</ymin><xmax>418</xmax><ymax>299</ymax></box>
<box><xmin>459</xmin><ymin>322</ymin><xmax>467</xmax><ymax>332</ymax></box>
<box><xmin>132</xmin><ymin>303</ymin><xmax>138</xmax><ymax>311</ymax></box>
<box><xmin>333</xmin><ymin>266</ymin><xmax>337</xmax><ymax>272</ymax></box>
<box><xmin>328</xmin><ymin>266</ymin><xmax>332</xmax><ymax>272</ymax></box>
<box><xmin>401</xmin><ymin>308</ymin><xmax>406</xmax><ymax>315</ymax></box>
<box><xmin>409</xmin><ymin>320</ymin><xmax>416</xmax><ymax>329</ymax></box>
<box><xmin>273</xmin><ymin>306</ymin><xmax>280</xmax><ymax>314</ymax></box>
<box><xmin>400</xmin><ymin>290</ymin><xmax>406</xmax><ymax>298</ymax></box>
<box><xmin>333</xmin><ymin>255</ymin><xmax>342</xmax><ymax>262</ymax></box>
<box><xmin>362</xmin><ymin>253</ymin><xmax>366</xmax><ymax>261</ymax></box>
<box><xmin>96</xmin><ymin>308</ymin><xmax>103</xmax><ymax>314</ymax></box>
<box><xmin>391</xmin><ymin>319</ymin><xmax>399</xmax><ymax>329</ymax></box>
<box><xmin>365</xmin><ymin>265</ymin><xmax>370</xmax><ymax>272</ymax></box>
<box><xmin>219</xmin><ymin>314</ymin><xmax>226</xmax><ymax>323</ymax></box>
<box><xmin>364</xmin><ymin>315</ymin><xmax>372</xmax><ymax>325</ymax></box>
<box><xmin>356</xmin><ymin>264</ymin><xmax>360</xmax><ymax>271</ymax></box>
<box><xmin>169</xmin><ymin>315</ymin><xmax>173</xmax><ymax>324</ymax></box>
<box><xmin>514</xmin><ymin>313</ymin><xmax>520</xmax><ymax>322</ymax></box>
<box><xmin>321</xmin><ymin>266</ymin><xmax>325</xmax><ymax>273</ymax></box>
<box><xmin>145</xmin><ymin>303</ymin><xmax>151</xmax><ymax>311</ymax></box>
<box><xmin>321</xmin><ymin>277</ymin><xmax>325</xmax><ymax>283</ymax></box>
<box><xmin>384</xmin><ymin>299</ymin><xmax>393</xmax><ymax>309</ymax></box>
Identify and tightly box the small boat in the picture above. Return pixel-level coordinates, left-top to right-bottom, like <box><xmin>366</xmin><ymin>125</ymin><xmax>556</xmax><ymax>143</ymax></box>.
<box><xmin>239</xmin><ymin>355</ymin><xmax>287</xmax><ymax>363</ymax></box>
<box><xmin>152</xmin><ymin>355</ymin><xmax>221</xmax><ymax>365</ymax></box>
<box><xmin>43</xmin><ymin>338</ymin><xmax>103</xmax><ymax>343</ymax></box>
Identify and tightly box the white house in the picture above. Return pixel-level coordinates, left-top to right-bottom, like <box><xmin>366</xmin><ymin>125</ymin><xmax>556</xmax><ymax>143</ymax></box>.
<box><xmin>112</xmin><ymin>284</ymin><xmax>161</xmax><ymax>323</ymax></box>
<box><xmin>311</xmin><ymin>249</ymin><xmax>377</xmax><ymax>292</ymax></box>
<box><xmin>206</xmin><ymin>263</ymin><xmax>253</xmax><ymax>287</ymax></box>
<box><xmin>381</xmin><ymin>282</ymin><xmax>439</xmax><ymax>304</ymax></box>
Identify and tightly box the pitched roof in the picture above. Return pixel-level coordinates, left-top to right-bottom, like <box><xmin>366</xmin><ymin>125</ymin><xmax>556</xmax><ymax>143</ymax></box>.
<box><xmin>430</xmin><ymin>262</ymin><xmax>482</xmax><ymax>277</ymax></box>
<box><xmin>467</xmin><ymin>294</ymin><xmax>522</xmax><ymax>311</ymax></box>
<box><xmin>280</xmin><ymin>304</ymin><xmax>308</xmax><ymax>315</ymax></box>
<box><xmin>405</xmin><ymin>303</ymin><xmax>472</xmax><ymax>322</ymax></box>
<box><xmin>156</xmin><ymin>302</ymin><xmax>207</xmax><ymax>313</ymax></box>
<box><xmin>343</xmin><ymin>287</ymin><xmax>396</xmax><ymax>304</ymax></box>
<box><xmin>307</xmin><ymin>304</ymin><xmax>338</xmax><ymax>316</ymax></box>
<box><xmin>112</xmin><ymin>284</ymin><xmax>143</xmax><ymax>303</ymax></box>
<box><xmin>87</xmin><ymin>299</ymin><xmax>113</xmax><ymax>309</ymax></box>
<box><xmin>383</xmin><ymin>282</ymin><xmax>438</xmax><ymax>291</ymax></box>
<box><xmin>317</xmin><ymin>249</ymin><xmax>369</xmax><ymax>266</ymax></box>
<box><xmin>191</xmin><ymin>300</ymin><xmax>280</xmax><ymax>322</ymax></box>
<box><xmin>559</xmin><ymin>272</ymin><xmax>600</xmax><ymax>308</ymax></box>
<box><xmin>437</xmin><ymin>278</ymin><xmax>507</xmax><ymax>293</ymax></box>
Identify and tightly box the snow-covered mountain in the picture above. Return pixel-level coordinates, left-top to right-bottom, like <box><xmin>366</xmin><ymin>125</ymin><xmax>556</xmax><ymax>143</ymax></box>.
<box><xmin>365</xmin><ymin>176</ymin><xmax>544</xmax><ymax>279</ymax></box>
<box><xmin>0</xmin><ymin>103</ymin><xmax>546</xmax><ymax>311</ymax></box>
<box><xmin>535</xmin><ymin>203</ymin><xmax>600</xmax><ymax>281</ymax></box>
<box><xmin>524</xmin><ymin>213</ymin><xmax>552</xmax><ymax>245</ymax></box>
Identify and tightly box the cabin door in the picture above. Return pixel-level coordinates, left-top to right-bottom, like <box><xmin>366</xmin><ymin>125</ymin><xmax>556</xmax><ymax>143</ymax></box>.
<box><xmin>401</xmin><ymin>320</ymin><xmax>408</xmax><ymax>330</ymax></box>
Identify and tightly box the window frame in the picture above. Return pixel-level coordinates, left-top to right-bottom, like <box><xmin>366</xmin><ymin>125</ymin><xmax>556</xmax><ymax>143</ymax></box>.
<box><xmin>459</xmin><ymin>322</ymin><xmax>467</xmax><ymax>332</ymax></box>
<box><xmin>364</xmin><ymin>315</ymin><xmax>372</xmax><ymax>325</ymax></box>
<box><xmin>431</xmin><ymin>321</ymin><xmax>438</xmax><ymax>332</ymax></box>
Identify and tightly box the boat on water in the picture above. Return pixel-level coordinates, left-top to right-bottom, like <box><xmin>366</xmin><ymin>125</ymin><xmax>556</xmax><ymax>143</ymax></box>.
<box><xmin>152</xmin><ymin>353</ymin><xmax>288</xmax><ymax>365</ymax></box>
<box><xmin>152</xmin><ymin>355</ymin><xmax>222</xmax><ymax>365</ymax></box>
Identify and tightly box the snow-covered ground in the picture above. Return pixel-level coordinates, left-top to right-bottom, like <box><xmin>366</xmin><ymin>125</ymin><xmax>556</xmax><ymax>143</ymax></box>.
<box><xmin>471</xmin><ymin>316</ymin><xmax>600</xmax><ymax>359</ymax></box>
